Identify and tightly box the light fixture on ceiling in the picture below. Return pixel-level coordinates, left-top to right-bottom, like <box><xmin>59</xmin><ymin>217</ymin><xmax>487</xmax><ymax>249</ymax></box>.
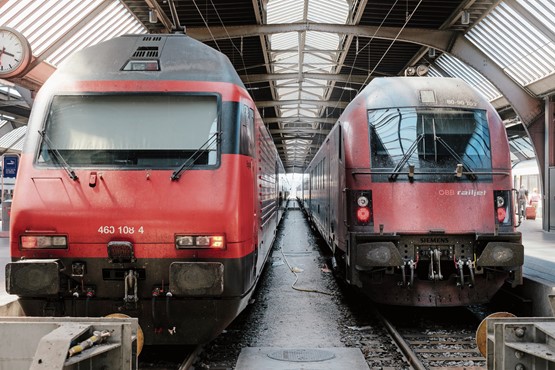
<box><xmin>405</xmin><ymin>66</ymin><xmax>416</xmax><ymax>76</ymax></box>
<box><xmin>428</xmin><ymin>48</ymin><xmax>436</xmax><ymax>58</ymax></box>
<box><xmin>149</xmin><ymin>9</ymin><xmax>158</xmax><ymax>24</ymax></box>
<box><xmin>416</xmin><ymin>64</ymin><xmax>429</xmax><ymax>76</ymax></box>
<box><xmin>461</xmin><ymin>10</ymin><xmax>470</xmax><ymax>25</ymax></box>
<box><xmin>405</xmin><ymin>64</ymin><xmax>429</xmax><ymax>77</ymax></box>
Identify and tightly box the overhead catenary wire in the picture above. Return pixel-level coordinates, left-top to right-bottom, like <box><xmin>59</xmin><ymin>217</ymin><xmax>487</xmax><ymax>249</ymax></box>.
<box><xmin>316</xmin><ymin>1</ymin><xmax>424</xmax><ymax>160</ymax></box>
<box><xmin>191</xmin><ymin>0</ymin><xmax>422</xmax><ymax>169</ymax></box>
<box><xmin>192</xmin><ymin>0</ymin><xmax>255</xmax><ymax>89</ymax></box>
<box><xmin>358</xmin><ymin>0</ymin><xmax>424</xmax><ymax>91</ymax></box>
<box><xmin>318</xmin><ymin>0</ymin><xmax>401</xmax><ymax>151</ymax></box>
<box><xmin>327</xmin><ymin>0</ymin><xmax>401</xmax><ymax>108</ymax></box>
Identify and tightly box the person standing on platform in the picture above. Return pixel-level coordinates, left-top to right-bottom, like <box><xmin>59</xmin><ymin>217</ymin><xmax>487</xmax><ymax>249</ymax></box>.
<box><xmin>518</xmin><ymin>185</ymin><xmax>528</xmax><ymax>218</ymax></box>
<box><xmin>529</xmin><ymin>188</ymin><xmax>540</xmax><ymax>211</ymax></box>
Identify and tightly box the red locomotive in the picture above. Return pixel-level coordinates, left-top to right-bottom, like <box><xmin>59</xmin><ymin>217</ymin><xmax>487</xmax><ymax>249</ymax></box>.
<box><xmin>6</xmin><ymin>33</ymin><xmax>287</xmax><ymax>345</ymax></box>
<box><xmin>301</xmin><ymin>77</ymin><xmax>523</xmax><ymax>306</ymax></box>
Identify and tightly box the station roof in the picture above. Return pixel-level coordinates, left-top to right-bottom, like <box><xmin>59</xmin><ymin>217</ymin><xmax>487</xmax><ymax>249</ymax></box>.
<box><xmin>0</xmin><ymin>0</ymin><xmax>553</xmax><ymax>171</ymax></box>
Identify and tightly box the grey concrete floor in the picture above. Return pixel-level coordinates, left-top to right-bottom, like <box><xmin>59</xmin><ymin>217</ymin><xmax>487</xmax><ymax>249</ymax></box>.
<box><xmin>246</xmin><ymin>204</ymin><xmax>344</xmax><ymax>348</ymax></box>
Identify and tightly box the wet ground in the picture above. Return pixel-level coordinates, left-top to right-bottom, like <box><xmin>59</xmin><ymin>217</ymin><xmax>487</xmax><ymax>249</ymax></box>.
<box><xmin>194</xmin><ymin>202</ymin><xmax>348</xmax><ymax>368</ymax></box>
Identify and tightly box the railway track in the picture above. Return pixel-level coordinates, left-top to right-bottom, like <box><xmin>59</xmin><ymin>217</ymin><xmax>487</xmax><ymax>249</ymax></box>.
<box><xmin>379</xmin><ymin>310</ymin><xmax>486</xmax><ymax>369</ymax></box>
<box><xmin>138</xmin><ymin>345</ymin><xmax>202</xmax><ymax>370</ymax></box>
<box><xmin>338</xmin><ymin>280</ymin><xmax>488</xmax><ymax>369</ymax></box>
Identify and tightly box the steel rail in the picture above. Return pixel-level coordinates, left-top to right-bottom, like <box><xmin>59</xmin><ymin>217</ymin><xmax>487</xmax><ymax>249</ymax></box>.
<box><xmin>374</xmin><ymin>308</ymin><xmax>428</xmax><ymax>370</ymax></box>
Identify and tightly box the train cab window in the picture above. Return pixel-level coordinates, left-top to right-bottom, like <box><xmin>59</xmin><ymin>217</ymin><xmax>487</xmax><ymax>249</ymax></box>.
<box><xmin>37</xmin><ymin>94</ymin><xmax>220</xmax><ymax>169</ymax></box>
<box><xmin>239</xmin><ymin>105</ymin><xmax>254</xmax><ymax>156</ymax></box>
<box><xmin>369</xmin><ymin>107</ymin><xmax>491</xmax><ymax>182</ymax></box>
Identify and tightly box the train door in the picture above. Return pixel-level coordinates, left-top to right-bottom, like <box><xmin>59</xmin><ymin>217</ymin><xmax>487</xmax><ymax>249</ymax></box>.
<box><xmin>328</xmin><ymin>124</ymin><xmax>342</xmax><ymax>252</ymax></box>
<box><xmin>275</xmin><ymin>159</ymin><xmax>280</xmax><ymax>219</ymax></box>
<box><xmin>337</xmin><ymin>125</ymin><xmax>346</xmax><ymax>251</ymax></box>
<box><xmin>325</xmin><ymin>138</ymin><xmax>332</xmax><ymax>246</ymax></box>
<box><xmin>241</xmin><ymin>104</ymin><xmax>258</xmax><ymax>280</ymax></box>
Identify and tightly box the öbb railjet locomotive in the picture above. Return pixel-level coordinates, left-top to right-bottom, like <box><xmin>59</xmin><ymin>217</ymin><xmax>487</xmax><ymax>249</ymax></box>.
<box><xmin>6</xmin><ymin>33</ymin><xmax>287</xmax><ymax>345</ymax></box>
<box><xmin>300</xmin><ymin>77</ymin><xmax>523</xmax><ymax>306</ymax></box>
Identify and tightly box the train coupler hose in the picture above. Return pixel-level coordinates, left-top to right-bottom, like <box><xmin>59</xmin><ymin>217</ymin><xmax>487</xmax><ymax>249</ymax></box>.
<box><xmin>400</xmin><ymin>260</ymin><xmax>416</xmax><ymax>288</ymax></box>
<box><xmin>124</xmin><ymin>270</ymin><xmax>139</xmax><ymax>307</ymax></box>
<box><xmin>467</xmin><ymin>259</ymin><xmax>476</xmax><ymax>287</ymax></box>
<box><xmin>428</xmin><ymin>249</ymin><xmax>443</xmax><ymax>281</ymax></box>
<box><xmin>68</xmin><ymin>330</ymin><xmax>112</xmax><ymax>357</ymax></box>
<box><xmin>166</xmin><ymin>292</ymin><xmax>176</xmax><ymax>335</ymax></box>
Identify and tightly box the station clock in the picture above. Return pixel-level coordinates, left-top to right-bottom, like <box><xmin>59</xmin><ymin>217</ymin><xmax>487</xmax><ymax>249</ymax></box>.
<box><xmin>0</xmin><ymin>27</ymin><xmax>32</xmax><ymax>78</ymax></box>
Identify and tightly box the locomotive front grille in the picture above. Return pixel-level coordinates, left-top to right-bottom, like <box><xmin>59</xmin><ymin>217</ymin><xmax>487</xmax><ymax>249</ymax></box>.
<box><xmin>107</xmin><ymin>241</ymin><xmax>136</xmax><ymax>263</ymax></box>
<box><xmin>416</xmin><ymin>245</ymin><xmax>455</xmax><ymax>260</ymax></box>
<box><xmin>398</xmin><ymin>235</ymin><xmax>475</xmax><ymax>262</ymax></box>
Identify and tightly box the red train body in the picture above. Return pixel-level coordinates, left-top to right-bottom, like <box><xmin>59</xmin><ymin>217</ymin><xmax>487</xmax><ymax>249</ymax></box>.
<box><xmin>301</xmin><ymin>77</ymin><xmax>523</xmax><ymax>307</ymax></box>
<box><xmin>6</xmin><ymin>34</ymin><xmax>287</xmax><ymax>345</ymax></box>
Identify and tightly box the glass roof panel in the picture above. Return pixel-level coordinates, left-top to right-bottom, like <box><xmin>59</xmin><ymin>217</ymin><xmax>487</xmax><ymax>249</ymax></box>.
<box><xmin>517</xmin><ymin>0</ymin><xmax>555</xmax><ymax>34</ymax></box>
<box><xmin>0</xmin><ymin>125</ymin><xmax>26</xmax><ymax>152</ymax></box>
<box><xmin>305</xmin><ymin>31</ymin><xmax>340</xmax><ymax>52</ymax></box>
<box><xmin>466</xmin><ymin>1</ymin><xmax>555</xmax><ymax>86</ymax></box>
<box><xmin>432</xmin><ymin>54</ymin><xmax>502</xmax><ymax>101</ymax></box>
<box><xmin>509</xmin><ymin>136</ymin><xmax>536</xmax><ymax>160</ymax></box>
<box><xmin>0</xmin><ymin>0</ymin><xmax>146</xmax><ymax>67</ymax></box>
<box><xmin>266</xmin><ymin>0</ymin><xmax>349</xmax><ymax>142</ymax></box>
<box><xmin>281</xmin><ymin>110</ymin><xmax>300</xmax><ymax>118</ymax></box>
<box><xmin>299</xmin><ymin>90</ymin><xmax>319</xmax><ymax>100</ymax></box>
<box><xmin>307</xmin><ymin>0</ymin><xmax>349</xmax><ymax>24</ymax></box>
<box><xmin>271</xmin><ymin>32</ymin><xmax>299</xmax><ymax>50</ymax></box>
<box><xmin>267</xmin><ymin>0</ymin><xmax>304</xmax><ymax>23</ymax></box>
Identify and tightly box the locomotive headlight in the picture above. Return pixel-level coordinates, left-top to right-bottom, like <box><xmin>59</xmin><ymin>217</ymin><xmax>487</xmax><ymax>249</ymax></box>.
<box><xmin>196</xmin><ymin>236</ymin><xmax>210</xmax><ymax>246</ymax></box>
<box><xmin>496</xmin><ymin>196</ymin><xmax>505</xmax><ymax>208</ymax></box>
<box><xmin>176</xmin><ymin>236</ymin><xmax>194</xmax><ymax>247</ymax></box>
<box><xmin>357</xmin><ymin>196</ymin><xmax>369</xmax><ymax>207</ymax></box>
<box><xmin>175</xmin><ymin>235</ymin><xmax>226</xmax><ymax>249</ymax></box>
<box><xmin>20</xmin><ymin>235</ymin><xmax>67</xmax><ymax>249</ymax></box>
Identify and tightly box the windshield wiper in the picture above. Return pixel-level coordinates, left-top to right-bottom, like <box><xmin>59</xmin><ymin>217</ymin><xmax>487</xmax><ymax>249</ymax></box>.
<box><xmin>389</xmin><ymin>134</ymin><xmax>424</xmax><ymax>182</ymax></box>
<box><xmin>38</xmin><ymin>130</ymin><xmax>78</xmax><ymax>181</ymax></box>
<box><xmin>434</xmin><ymin>136</ymin><xmax>477</xmax><ymax>181</ymax></box>
<box><xmin>170</xmin><ymin>132</ymin><xmax>221</xmax><ymax>181</ymax></box>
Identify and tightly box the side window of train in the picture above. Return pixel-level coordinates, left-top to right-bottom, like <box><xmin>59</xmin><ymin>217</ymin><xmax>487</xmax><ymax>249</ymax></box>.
<box><xmin>240</xmin><ymin>104</ymin><xmax>254</xmax><ymax>156</ymax></box>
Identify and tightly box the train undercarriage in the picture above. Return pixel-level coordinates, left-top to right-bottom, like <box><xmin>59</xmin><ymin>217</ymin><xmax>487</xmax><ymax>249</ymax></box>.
<box><xmin>6</xmin><ymin>254</ymin><xmax>258</xmax><ymax>345</ymax></box>
<box><xmin>346</xmin><ymin>232</ymin><xmax>524</xmax><ymax>307</ymax></box>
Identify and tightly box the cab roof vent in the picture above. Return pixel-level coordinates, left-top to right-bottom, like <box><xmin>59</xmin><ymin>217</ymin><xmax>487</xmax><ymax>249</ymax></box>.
<box><xmin>142</xmin><ymin>36</ymin><xmax>162</xmax><ymax>42</ymax></box>
<box><xmin>132</xmin><ymin>46</ymin><xmax>159</xmax><ymax>58</ymax></box>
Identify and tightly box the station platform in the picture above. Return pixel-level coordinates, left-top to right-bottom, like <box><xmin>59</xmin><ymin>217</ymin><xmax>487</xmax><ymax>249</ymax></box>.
<box><xmin>0</xmin><ymin>215</ymin><xmax>554</xmax><ymax>316</ymax></box>
<box><xmin>503</xmin><ymin>217</ymin><xmax>555</xmax><ymax>317</ymax></box>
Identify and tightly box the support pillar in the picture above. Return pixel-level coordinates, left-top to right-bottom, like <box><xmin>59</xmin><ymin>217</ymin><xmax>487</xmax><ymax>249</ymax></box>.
<box><xmin>546</xmin><ymin>98</ymin><xmax>555</xmax><ymax>231</ymax></box>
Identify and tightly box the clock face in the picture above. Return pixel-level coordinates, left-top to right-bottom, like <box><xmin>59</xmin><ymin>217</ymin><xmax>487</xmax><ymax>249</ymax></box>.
<box><xmin>0</xmin><ymin>27</ymin><xmax>32</xmax><ymax>78</ymax></box>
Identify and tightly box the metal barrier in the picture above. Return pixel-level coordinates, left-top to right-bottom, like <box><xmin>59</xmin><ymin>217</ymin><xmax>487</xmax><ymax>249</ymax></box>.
<box><xmin>0</xmin><ymin>316</ymin><xmax>139</xmax><ymax>370</ymax></box>
<box><xmin>475</xmin><ymin>295</ymin><xmax>555</xmax><ymax>369</ymax></box>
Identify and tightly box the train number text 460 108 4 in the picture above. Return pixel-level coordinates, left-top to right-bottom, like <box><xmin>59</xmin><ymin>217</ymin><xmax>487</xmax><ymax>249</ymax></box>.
<box><xmin>97</xmin><ymin>226</ymin><xmax>144</xmax><ymax>234</ymax></box>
